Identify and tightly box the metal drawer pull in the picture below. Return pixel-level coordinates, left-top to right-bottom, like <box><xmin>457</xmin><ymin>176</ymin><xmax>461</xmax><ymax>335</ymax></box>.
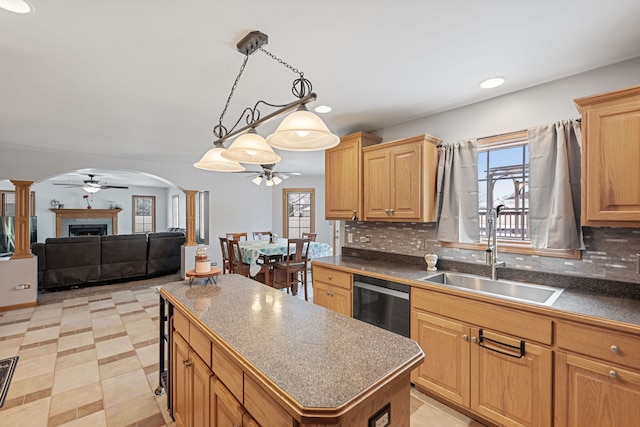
<box><xmin>609</xmin><ymin>370</ymin><xmax>618</xmax><ymax>379</ymax></box>
<box><xmin>462</xmin><ymin>335</ymin><xmax>469</xmax><ymax>342</ymax></box>
<box><xmin>610</xmin><ymin>345</ymin><xmax>620</xmax><ymax>354</ymax></box>
<box><xmin>478</xmin><ymin>329</ymin><xmax>525</xmax><ymax>358</ymax></box>
<box><xmin>183</xmin><ymin>359</ymin><xmax>192</xmax><ymax>368</ymax></box>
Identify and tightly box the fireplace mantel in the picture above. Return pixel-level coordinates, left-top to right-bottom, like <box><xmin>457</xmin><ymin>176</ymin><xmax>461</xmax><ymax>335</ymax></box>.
<box><xmin>50</xmin><ymin>208</ymin><xmax>122</xmax><ymax>237</ymax></box>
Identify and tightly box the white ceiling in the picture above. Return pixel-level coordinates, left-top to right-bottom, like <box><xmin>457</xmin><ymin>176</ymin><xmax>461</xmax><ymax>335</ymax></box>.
<box><xmin>2</xmin><ymin>0</ymin><xmax>640</xmax><ymax>183</ymax></box>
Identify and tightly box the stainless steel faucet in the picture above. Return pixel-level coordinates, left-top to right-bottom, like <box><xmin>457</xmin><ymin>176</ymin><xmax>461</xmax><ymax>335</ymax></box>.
<box><xmin>486</xmin><ymin>205</ymin><xmax>506</xmax><ymax>280</ymax></box>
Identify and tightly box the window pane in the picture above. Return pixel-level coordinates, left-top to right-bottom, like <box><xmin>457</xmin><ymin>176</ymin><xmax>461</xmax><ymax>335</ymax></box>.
<box><xmin>283</xmin><ymin>190</ymin><xmax>314</xmax><ymax>238</ymax></box>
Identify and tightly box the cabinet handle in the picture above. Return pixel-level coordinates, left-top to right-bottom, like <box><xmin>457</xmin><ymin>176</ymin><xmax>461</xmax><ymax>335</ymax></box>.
<box><xmin>328</xmin><ymin>275</ymin><xmax>332</xmax><ymax>280</ymax></box>
<box><xmin>477</xmin><ymin>329</ymin><xmax>525</xmax><ymax>358</ymax></box>
<box><xmin>389</xmin><ymin>209</ymin><xmax>394</xmax><ymax>214</ymax></box>
<box><xmin>610</xmin><ymin>345</ymin><xmax>620</xmax><ymax>354</ymax></box>
<box><xmin>384</xmin><ymin>209</ymin><xmax>390</xmax><ymax>213</ymax></box>
<box><xmin>471</xmin><ymin>336</ymin><xmax>477</xmax><ymax>343</ymax></box>
<box><xmin>183</xmin><ymin>359</ymin><xmax>192</xmax><ymax>368</ymax></box>
<box><xmin>609</xmin><ymin>370</ymin><xmax>618</xmax><ymax>379</ymax></box>
<box><xmin>462</xmin><ymin>335</ymin><xmax>469</xmax><ymax>342</ymax></box>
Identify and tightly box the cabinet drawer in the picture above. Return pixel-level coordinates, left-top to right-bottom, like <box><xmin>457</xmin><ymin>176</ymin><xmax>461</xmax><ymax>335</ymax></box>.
<box><xmin>174</xmin><ymin>309</ymin><xmax>189</xmax><ymax>340</ymax></box>
<box><xmin>312</xmin><ymin>266</ymin><xmax>352</xmax><ymax>290</ymax></box>
<box><xmin>244</xmin><ymin>376</ymin><xmax>294</xmax><ymax>427</ymax></box>
<box><xmin>413</xmin><ymin>288</ymin><xmax>553</xmax><ymax>345</ymax></box>
<box><xmin>556</xmin><ymin>321</ymin><xmax>640</xmax><ymax>369</ymax></box>
<box><xmin>190</xmin><ymin>323</ymin><xmax>211</xmax><ymax>368</ymax></box>
<box><xmin>212</xmin><ymin>343</ymin><xmax>244</xmax><ymax>403</ymax></box>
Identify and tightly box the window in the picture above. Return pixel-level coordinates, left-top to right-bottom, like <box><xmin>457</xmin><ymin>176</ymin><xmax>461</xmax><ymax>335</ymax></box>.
<box><xmin>442</xmin><ymin>131</ymin><xmax>578</xmax><ymax>259</ymax></box>
<box><xmin>196</xmin><ymin>191</ymin><xmax>209</xmax><ymax>244</ymax></box>
<box><xmin>0</xmin><ymin>190</ymin><xmax>35</xmax><ymax>216</ymax></box>
<box><xmin>282</xmin><ymin>189</ymin><xmax>314</xmax><ymax>238</ymax></box>
<box><xmin>171</xmin><ymin>195</ymin><xmax>179</xmax><ymax>228</ymax></box>
<box><xmin>132</xmin><ymin>195</ymin><xmax>155</xmax><ymax>233</ymax></box>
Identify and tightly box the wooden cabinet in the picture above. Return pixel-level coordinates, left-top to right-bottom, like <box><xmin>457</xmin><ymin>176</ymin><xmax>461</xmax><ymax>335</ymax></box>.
<box><xmin>555</xmin><ymin>320</ymin><xmax>640</xmax><ymax>426</ymax></box>
<box><xmin>411</xmin><ymin>288</ymin><xmax>553</xmax><ymax>427</ymax></box>
<box><xmin>362</xmin><ymin>134</ymin><xmax>439</xmax><ymax>222</ymax></box>
<box><xmin>210</xmin><ymin>376</ymin><xmax>244</xmax><ymax>427</ymax></box>
<box><xmin>311</xmin><ymin>265</ymin><xmax>352</xmax><ymax>316</ymax></box>
<box><xmin>325</xmin><ymin>131</ymin><xmax>381</xmax><ymax>221</ymax></box>
<box><xmin>575</xmin><ymin>84</ymin><xmax>640</xmax><ymax>226</ymax></box>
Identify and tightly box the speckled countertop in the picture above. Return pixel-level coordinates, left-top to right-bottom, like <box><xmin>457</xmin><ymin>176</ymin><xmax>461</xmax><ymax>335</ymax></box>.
<box><xmin>313</xmin><ymin>255</ymin><xmax>640</xmax><ymax>328</ymax></box>
<box><xmin>159</xmin><ymin>274</ymin><xmax>423</xmax><ymax>410</ymax></box>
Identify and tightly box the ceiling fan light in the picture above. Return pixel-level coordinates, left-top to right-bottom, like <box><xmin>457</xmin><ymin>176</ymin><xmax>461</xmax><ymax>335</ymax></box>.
<box><xmin>266</xmin><ymin>106</ymin><xmax>340</xmax><ymax>151</ymax></box>
<box><xmin>221</xmin><ymin>129</ymin><xmax>282</xmax><ymax>164</ymax></box>
<box><xmin>82</xmin><ymin>185</ymin><xmax>100</xmax><ymax>194</ymax></box>
<box><xmin>252</xmin><ymin>175</ymin><xmax>263</xmax><ymax>185</ymax></box>
<box><xmin>272</xmin><ymin>175</ymin><xmax>283</xmax><ymax>185</ymax></box>
<box><xmin>0</xmin><ymin>0</ymin><xmax>32</xmax><ymax>14</ymax></box>
<box><xmin>265</xmin><ymin>177</ymin><xmax>274</xmax><ymax>187</ymax></box>
<box><xmin>194</xmin><ymin>147</ymin><xmax>245</xmax><ymax>172</ymax></box>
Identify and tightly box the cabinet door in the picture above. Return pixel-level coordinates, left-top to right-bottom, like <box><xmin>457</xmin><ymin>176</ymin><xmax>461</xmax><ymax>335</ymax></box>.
<box><xmin>411</xmin><ymin>310</ymin><xmax>470</xmax><ymax>406</ymax></box>
<box><xmin>329</xmin><ymin>285</ymin><xmax>352</xmax><ymax>317</ymax></box>
<box><xmin>363</xmin><ymin>148</ymin><xmax>391</xmax><ymax>219</ymax></box>
<box><xmin>555</xmin><ymin>352</ymin><xmax>640</xmax><ymax>427</ymax></box>
<box><xmin>470</xmin><ymin>328</ymin><xmax>552</xmax><ymax>427</ymax></box>
<box><xmin>577</xmin><ymin>86</ymin><xmax>640</xmax><ymax>226</ymax></box>
<box><xmin>389</xmin><ymin>142</ymin><xmax>422</xmax><ymax>220</ymax></box>
<box><xmin>325</xmin><ymin>137</ymin><xmax>361</xmax><ymax>220</ymax></box>
<box><xmin>173</xmin><ymin>332</ymin><xmax>191</xmax><ymax>427</ymax></box>
<box><xmin>192</xmin><ymin>352</ymin><xmax>211</xmax><ymax>427</ymax></box>
<box><xmin>211</xmin><ymin>376</ymin><xmax>244</xmax><ymax>427</ymax></box>
<box><xmin>312</xmin><ymin>281</ymin><xmax>333</xmax><ymax>311</ymax></box>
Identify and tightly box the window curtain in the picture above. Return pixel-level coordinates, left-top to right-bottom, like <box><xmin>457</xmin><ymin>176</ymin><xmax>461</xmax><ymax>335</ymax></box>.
<box><xmin>435</xmin><ymin>139</ymin><xmax>479</xmax><ymax>243</ymax></box>
<box><xmin>528</xmin><ymin>119</ymin><xmax>584</xmax><ymax>250</ymax></box>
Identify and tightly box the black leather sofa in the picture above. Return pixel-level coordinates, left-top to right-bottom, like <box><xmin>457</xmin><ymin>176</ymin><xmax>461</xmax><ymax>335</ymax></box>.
<box><xmin>31</xmin><ymin>231</ymin><xmax>185</xmax><ymax>291</ymax></box>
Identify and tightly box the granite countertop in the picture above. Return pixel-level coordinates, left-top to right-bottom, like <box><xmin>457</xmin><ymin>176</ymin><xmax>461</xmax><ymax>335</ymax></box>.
<box><xmin>160</xmin><ymin>274</ymin><xmax>423</xmax><ymax>410</ymax></box>
<box><xmin>313</xmin><ymin>255</ymin><xmax>640</xmax><ymax>328</ymax></box>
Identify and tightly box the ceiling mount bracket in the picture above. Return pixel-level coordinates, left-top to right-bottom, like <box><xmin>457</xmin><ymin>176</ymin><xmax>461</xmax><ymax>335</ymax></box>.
<box><xmin>237</xmin><ymin>31</ymin><xmax>268</xmax><ymax>55</ymax></box>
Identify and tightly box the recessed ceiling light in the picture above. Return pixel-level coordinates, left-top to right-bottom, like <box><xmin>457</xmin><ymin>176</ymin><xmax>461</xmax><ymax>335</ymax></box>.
<box><xmin>479</xmin><ymin>77</ymin><xmax>505</xmax><ymax>89</ymax></box>
<box><xmin>314</xmin><ymin>105</ymin><xmax>332</xmax><ymax>114</ymax></box>
<box><xmin>0</xmin><ymin>0</ymin><xmax>32</xmax><ymax>14</ymax></box>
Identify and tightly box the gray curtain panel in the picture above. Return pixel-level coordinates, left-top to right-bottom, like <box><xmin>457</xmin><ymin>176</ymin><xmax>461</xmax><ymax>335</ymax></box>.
<box><xmin>528</xmin><ymin>120</ymin><xmax>584</xmax><ymax>250</ymax></box>
<box><xmin>435</xmin><ymin>139</ymin><xmax>480</xmax><ymax>243</ymax></box>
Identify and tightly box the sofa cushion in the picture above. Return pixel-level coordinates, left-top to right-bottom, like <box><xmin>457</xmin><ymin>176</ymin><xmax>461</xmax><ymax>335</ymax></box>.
<box><xmin>100</xmin><ymin>233</ymin><xmax>148</xmax><ymax>282</ymax></box>
<box><xmin>31</xmin><ymin>242</ymin><xmax>46</xmax><ymax>287</ymax></box>
<box><xmin>43</xmin><ymin>236</ymin><xmax>101</xmax><ymax>289</ymax></box>
<box><xmin>147</xmin><ymin>231</ymin><xmax>185</xmax><ymax>276</ymax></box>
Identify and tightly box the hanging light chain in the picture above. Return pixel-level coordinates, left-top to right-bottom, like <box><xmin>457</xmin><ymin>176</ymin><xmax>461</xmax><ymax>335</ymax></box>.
<box><xmin>259</xmin><ymin>47</ymin><xmax>312</xmax><ymax>99</ymax></box>
<box><xmin>213</xmin><ymin>54</ymin><xmax>250</xmax><ymax>139</ymax></box>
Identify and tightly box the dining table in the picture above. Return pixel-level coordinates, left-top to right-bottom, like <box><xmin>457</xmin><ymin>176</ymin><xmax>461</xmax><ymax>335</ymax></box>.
<box><xmin>239</xmin><ymin>238</ymin><xmax>333</xmax><ymax>277</ymax></box>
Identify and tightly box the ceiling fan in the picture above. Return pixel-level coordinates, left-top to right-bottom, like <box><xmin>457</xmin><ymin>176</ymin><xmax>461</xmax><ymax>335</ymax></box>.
<box><xmin>53</xmin><ymin>174</ymin><xmax>129</xmax><ymax>193</ymax></box>
<box><xmin>235</xmin><ymin>164</ymin><xmax>300</xmax><ymax>186</ymax></box>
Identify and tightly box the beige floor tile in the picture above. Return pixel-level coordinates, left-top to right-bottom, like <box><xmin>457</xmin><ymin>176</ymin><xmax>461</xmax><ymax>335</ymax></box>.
<box><xmin>11</xmin><ymin>351</ymin><xmax>57</xmax><ymax>382</ymax></box>
<box><xmin>0</xmin><ymin>395</ymin><xmax>51</xmax><ymax>427</ymax></box>
<box><xmin>0</xmin><ymin>321</ymin><xmax>29</xmax><ymax>337</ymax></box>
<box><xmin>136</xmin><ymin>343</ymin><xmax>159</xmax><ymax>367</ymax></box>
<box><xmin>56</xmin><ymin>348</ymin><xmax>98</xmax><ymax>370</ymax></box>
<box><xmin>57</xmin><ymin>410</ymin><xmax>108</xmax><ymax>427</ymax></box>
<box><xmin>57</xmin><ymin>330</ymin><xmax>95</xmax><ymax>352</ymax></box>
<box><xmin>62</xmin><ymin>297</ymin><xmax>89</xmax><ymax>307</ymax></box>
<box><xmin>29</xmin><ymin>304</ymin><xmax>63</xmax><ymax>323</ymax></box>
<box><xmin>0</xmin><ymin>336</ymin><xmax>22</xmax><ymax>359</ymax></box>
<box><xmin>93</xmin><ymin>324</ymin><xmax>127</xmax><ymax>340</ymax></box>
<box><xmin>5</xmin><ymin>371</ymin><xmax>54</xmax><ymax>400</ymax></box>
<box><xmin>49</xmin><ymin>381</ymin><xmax>103</xmax><ymax>416</ymax></box>
<box><xmin>121</xmin><ymin>311</ymin><xmax>151</xmax><ymax>324</ymax></box>
<box><xmin>52</xmin><ymin>360</ymin><xmax>100</xmax><ymax>394</ymax></box>
<box><xmin>0</xmin><ymin>307</ymin><xmax>35</xmax><ymax>322</ymax></box>
<box><xmin>92</xmin><ymin>313</ymin><xmax>124</xmax><ymax>330</ymax></box>
<box><xmin>99</xmin><ymin>355</ymin><xmax>141</xmax><ymax>380</ymax></box>
<box><xmin>95</xmin><ymin>335</ymin><xmax>134</xmax><ymax>360</ymax></box>
<box><xmin>18</xmin><ymin>341</ymin><xmax>58</xmax><ymax>359</ymax></box>
<box><xmin>22</xmin><ymin>325</ymin><xmax>61</xmax><ymax>345</ymax></box>
<box><xmin>125</xmin><ymin>318</ymin><xmax>158</xmax><ymax>344</ymax></box>
<box><xmin>411</xmin><ymin>404</ymin><xmax>471</xmax><ymax>426</ymax></box>
<box><xmin>104</xmin><ymin>391</ymin><xmax>163</xmax><ymax>427</ymax></box>
<box><xmin>102</xmin><ymin>369</ymin><xmax>152</xmax><ymax>408</ymax></box>
<box><xmin>89</xmin><ymin>299</ymin><xmax>116</xmax><ymax>311</ymax></box>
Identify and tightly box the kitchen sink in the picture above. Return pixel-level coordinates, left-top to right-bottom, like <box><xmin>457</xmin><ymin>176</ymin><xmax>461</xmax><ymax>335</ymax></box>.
<box><xmin>422</xmin><ymin>272</ymin><xmax>564</xmax><ymax>306</ymax></box>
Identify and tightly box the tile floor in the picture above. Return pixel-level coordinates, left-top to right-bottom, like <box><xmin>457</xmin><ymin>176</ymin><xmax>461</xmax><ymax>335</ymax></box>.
<box><xmin>0</xmin><ymin>274</ymin><xmax>485</xmax><ymax>427</ymax></box>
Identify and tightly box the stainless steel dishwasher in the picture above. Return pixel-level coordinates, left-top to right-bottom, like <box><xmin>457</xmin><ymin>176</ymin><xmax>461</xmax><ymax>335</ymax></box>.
<box><xmin>353</xmin><ymin>274</ymin><xmax>410</xmax><ymax>337</ymax></box>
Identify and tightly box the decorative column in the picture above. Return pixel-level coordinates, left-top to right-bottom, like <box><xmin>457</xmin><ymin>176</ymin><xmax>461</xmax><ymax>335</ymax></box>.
<box><xmin>10</xmin><ymin>180</ymin><xmax>34</xmax><ymax>259</ymax></box>
<box><xmin>184</xmin><ymin>190</ymin><xmax>198</xmax><ymax>246</ymax></box>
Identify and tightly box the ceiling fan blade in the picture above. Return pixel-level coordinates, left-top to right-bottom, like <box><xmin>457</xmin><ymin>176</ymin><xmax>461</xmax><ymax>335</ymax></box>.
<box><xmin>53</xmin><ymin>182</ymin><xmax>83</xmax><ymax>187</ymax></box>
<box><xmin>100</xmin><ymin>185</ymin><xmax>129</xmax><ymax>189</ymax></box>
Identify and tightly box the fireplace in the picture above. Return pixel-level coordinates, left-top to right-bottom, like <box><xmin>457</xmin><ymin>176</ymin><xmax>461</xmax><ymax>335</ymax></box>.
<box><xmin>50</xmin><ymin>208</ymin><xmax>122</xmax><ymax>237</ymax></box>
<box><xmin>69</xmin><ymin>224</ymin><xmax>108</xmax><ymax>236</ymax></box>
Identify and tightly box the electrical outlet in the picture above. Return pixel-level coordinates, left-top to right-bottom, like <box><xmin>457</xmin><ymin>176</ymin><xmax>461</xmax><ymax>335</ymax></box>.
<box><xmin>369</xmin><ymin>403</ymin><xmax>391</xmax><ymax>427</ymax></box>
<box><xmin>347</xmin><ymin>233</ymin><xmax>353</xmax><ymax>243</ymax></box>
<box><xmin>360</xmin><ymin>235</ymin><xmax>371</xmax><ymax>243</ymax></box>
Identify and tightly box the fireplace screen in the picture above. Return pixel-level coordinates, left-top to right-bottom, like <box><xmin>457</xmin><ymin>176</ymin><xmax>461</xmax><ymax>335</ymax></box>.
<box><xmin>69</xmin><ymin>224</ymin><xmax>108</xmax><ymax>236</ymax></box>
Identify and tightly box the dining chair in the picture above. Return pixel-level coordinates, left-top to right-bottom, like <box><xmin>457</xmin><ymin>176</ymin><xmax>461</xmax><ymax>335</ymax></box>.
<box><xmin>252</xmin><ymin>231</ymin><xmax>272</xmax><ymax>241</ymax></box>
<box><xmin>218</xmin><ymin>236</ymin><xmax>231</xmax><ymax>274</ymax></box>
<box><xmin>271</xmin><ymin>238</ymin><xmax>311</xmax><ymax>300</ymax></box>
<box><xmin>227</xmin><ymin>239</ymin><xmax>269</xmax><ymax>283</ymax></box>
<box><xmin>226</xmin><ymin>232</ymin><xmax>248</xmax><ymax>242</ymax></box>
<box><xmin>302</xmin><ymin>232</ymin><xmax>317</xmax><ymax>242</ymax></box>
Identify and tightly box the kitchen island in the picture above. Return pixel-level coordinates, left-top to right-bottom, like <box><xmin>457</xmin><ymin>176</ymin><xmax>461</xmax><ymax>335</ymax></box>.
<box><xmin>159</xmin><ymin>274</ymin><xmax>424</xmax><ymax>426</ymax></box>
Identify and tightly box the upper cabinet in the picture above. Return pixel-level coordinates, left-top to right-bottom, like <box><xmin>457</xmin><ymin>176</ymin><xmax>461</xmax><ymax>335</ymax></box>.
<box><xmin>325</xmin><ymin>132</ymin><xmax>382</xmax><ymax>221</ymax></box>
<box><xmin>575</xmin><ymin>85</ymin><xmax>640</xmax><ymax>227</ymax></box>
<box><xmin>362</xmin><ymin>134</ymin><xmax>440</xmax><ymax>222</ymax></box>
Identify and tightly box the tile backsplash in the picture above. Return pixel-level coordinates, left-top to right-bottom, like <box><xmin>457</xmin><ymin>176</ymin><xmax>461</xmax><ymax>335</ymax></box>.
<box><xmin>344</xmin><ymin>222</ymin><xmax>640</xmax><ymax>285</ymax></box>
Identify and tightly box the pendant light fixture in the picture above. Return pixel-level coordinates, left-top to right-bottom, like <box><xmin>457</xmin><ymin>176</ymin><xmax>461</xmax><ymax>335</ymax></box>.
<box><xmin>193</xmin><ymin>145</ymin><xmax>245</xmax><ymax>172</ymax></box>
<box><xmin>195</xmin><ymin>30</ymin><xmax>338</xmax><ymax>172</ymax></box>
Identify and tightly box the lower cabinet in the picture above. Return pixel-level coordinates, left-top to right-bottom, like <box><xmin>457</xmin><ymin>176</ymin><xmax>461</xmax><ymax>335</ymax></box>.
<box><xmin>311</xmin><ymin>265</ymin><xmax>352</xmax><ymax>316</ymax></box>
<box><xmin>411</xmin><ymin>290</ymin><xmax>553</xmax><ymax>427</ymax></box>
<box><xmin>211</xmin><ymin>376</ymin><xmax>245</xmax><ymax>426</ymax></box>
<box><xmin>172</xmin><ymin>332</ymin><xmax>211</xmax><ymax>427</ymax></box>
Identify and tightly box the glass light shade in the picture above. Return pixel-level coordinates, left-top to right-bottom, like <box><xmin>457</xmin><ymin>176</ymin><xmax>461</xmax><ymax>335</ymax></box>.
<box><xmin>252</xmin><ymin>175</ymin><xmax>263</xmax><ymax>185</ymax></box>
<box><xmin>83</xmin><ymin>185</ymin><xmax>100</xmax><ymax>194</ymax></box>
<box><xmin>265</xmin><ymin>177</ymin><xmax>274</xmax><ymax>187</ymax></box>
<box><xmin>194</xmin><ymin>147</ymin><xmax>245</xmax><ymax>172</ymax></box>
<box><xmin>266</xmin><ymin>106</ymin><xmax>340</xmax><ymax>151</ymax></box>
<box><xmin>272</xmin><ymin>175</ymin><xmax>283</xmax><ymax>185</ymax></box>
<box><xmin>221</xmin><ymin>129</ymin><xmax>282</xmax><ymax>164</ymax></box>
<box><xmin>0</xmin><ymin>0</ymin><xmax>32</xmax><ymax>13</ymax></box>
